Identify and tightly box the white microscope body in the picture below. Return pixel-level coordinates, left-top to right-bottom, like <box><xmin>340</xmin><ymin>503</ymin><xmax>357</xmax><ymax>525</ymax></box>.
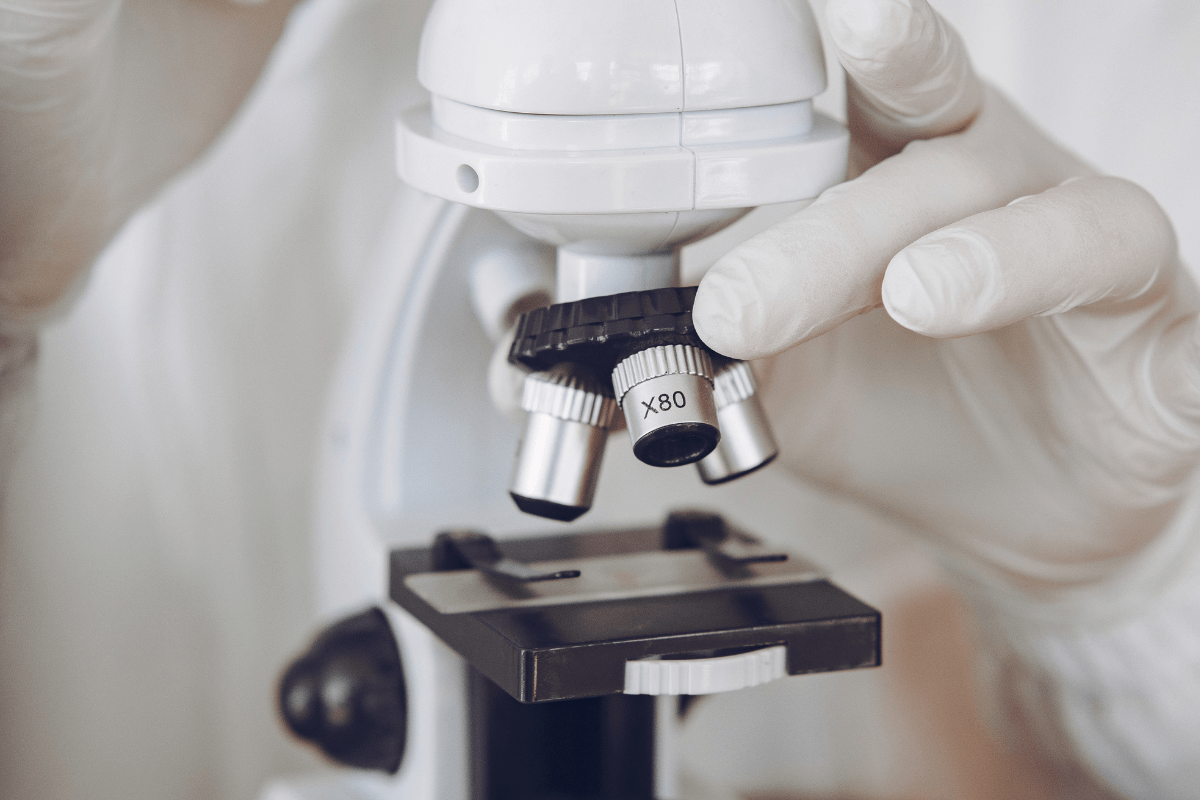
<box><xmin>265</xmin><ymin>2</ymin><xmax>854</xmax><ymax>799</ymax></box>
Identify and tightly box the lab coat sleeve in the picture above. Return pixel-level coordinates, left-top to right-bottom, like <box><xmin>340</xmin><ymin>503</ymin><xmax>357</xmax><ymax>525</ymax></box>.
<box><xmin>966</xmin><ymin>496</ymin><xmax>1200</xmax><ymax>800</ymax></box>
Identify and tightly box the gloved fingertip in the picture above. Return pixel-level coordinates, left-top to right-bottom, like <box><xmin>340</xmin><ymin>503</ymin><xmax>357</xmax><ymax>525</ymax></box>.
<box><xmin>693</xmin><ymin>272</ymin><xmax>745</xmax><ymax>357</ymax></box>
<box><xmin>882</xmin><ymin>233</ymin><xmax>998</xmax><ymax>337</ymax></box>
<box><xmin>694</xmin><ymin>263</ymin><xmax>772</xmax><ymax>361</ymax></box>
<box><xmin>881</xmin><ymin>249</ymin><xmax>939</xmax><ymax>333</ymax></box>
<box><xmin>825</xmin><ymin>0</ymin><xmax>917</xmax><ymax>63</ymax></box>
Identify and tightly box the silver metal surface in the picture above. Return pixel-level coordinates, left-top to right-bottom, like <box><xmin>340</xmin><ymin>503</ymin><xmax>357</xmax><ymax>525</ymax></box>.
<box><xmin>710</xmin><ymin>359</ymin><xmax>757</xmax><ymax>408</ymax></box>
<box><xmin>510</xmin><ymin>413</ymin><xmax>610</xmax><ymax>514</ymax></box>
<box><xmin>521</xmin><ymin>367</ymin><xmax>618</xmax><ymax>426</ymax></box>
<box><xmin>405</xmin><ymin>548</ymin><xmax>823</xmax><ymax>615</ymax></box>
<box><xmin>621</xmin><ymin>372</ymin><xmax>720</xmax><ymax>465</ymax></box>
<box><xmin>510</xmin><ymin>368</ymin><xmax>617</xmax><ymax>517</ymax></box>
<box><xmin>698</xmin><ymin>361</ymin><xmax>779</xmax><ymax>484</ymax></box>
<box><xmin>612</xmin><ymin>344</ymin><xmax>713</xmax><ymax>404</ymax></box>
<box><xmin>613</xmin><ymin>345</ymin><xmax>720</xmax><ymax>466</ymax></box>
<box><xmin>654</xmin><ymin>695</ymin><xmax>681</xmax><ymax>800</ymax></box>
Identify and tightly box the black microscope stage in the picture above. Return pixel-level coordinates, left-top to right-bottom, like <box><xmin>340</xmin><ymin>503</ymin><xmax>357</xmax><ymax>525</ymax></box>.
<box><xmin>389</xmin><ymin>511</ymin><xmax>881</xmax><ymax>703</ymax></box>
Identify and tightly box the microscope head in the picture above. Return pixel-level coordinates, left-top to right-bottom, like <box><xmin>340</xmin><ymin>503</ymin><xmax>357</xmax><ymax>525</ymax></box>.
<box><xmin>396</xmin><ymin>0</ymin><xmax>848</xmax><ymax>520</ymax></box>
<box><xmin>399</xmin><ymin>0</ymin><xmax>841</xmax><ymax>223</ymax></box>
<box><xmin>416</xmin><ymin>0</ymin><xmax>827</xmax><ymax>114</ymax></box>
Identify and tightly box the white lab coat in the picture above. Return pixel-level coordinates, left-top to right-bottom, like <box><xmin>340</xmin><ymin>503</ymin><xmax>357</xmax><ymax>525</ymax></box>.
<box><xmin>0</xmin><ymin>1</ymin><xmax>1197</xmax><ymax>799</ymax></box>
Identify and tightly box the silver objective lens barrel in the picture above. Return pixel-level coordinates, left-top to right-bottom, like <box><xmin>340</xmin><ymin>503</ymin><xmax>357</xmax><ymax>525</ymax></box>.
<box><xmin>612</xmin><ymin>345</ymin><xmax>720</xmax><ymax>467</ymax></box>
<box><xmin>696</xmin><ymin>360</ymin><xmax>779</xmax><ymax>484</ymax></box>
<box><xmin>510</xmin><ymin>368</ymin><xmax>618</xmax><ymax>521</ymax></box>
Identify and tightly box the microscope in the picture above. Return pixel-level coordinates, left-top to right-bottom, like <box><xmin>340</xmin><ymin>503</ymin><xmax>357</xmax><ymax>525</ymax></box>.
<box><xmin>266</xmin><ymin>2</ymin><xmax>880</xmax><ymax>798</ymax></box>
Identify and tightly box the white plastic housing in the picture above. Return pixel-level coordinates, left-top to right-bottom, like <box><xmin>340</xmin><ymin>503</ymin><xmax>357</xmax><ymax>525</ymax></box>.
<box><xmin>396</xmin><ymin>108</ymin><xmax>847</xmax><ymax>215</ymax></box>
<box><xmin>467</xmin><ymin>242</ymin><xmax>553</xmax><ymax>341</ymax></box>
<box><xmin>418</xmin><ymin>0</ymin><xmax>826</xmax><ymax>115</ymax></box>
<box><xmin>398</xmin><ymin>0</ymin><xmax>847</xmax><ymax>219</ymax></box>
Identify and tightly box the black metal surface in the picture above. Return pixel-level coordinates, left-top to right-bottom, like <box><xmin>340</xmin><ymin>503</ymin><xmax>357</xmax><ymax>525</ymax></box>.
<box><xmin>470</xmin><ymin>667</ymin><xmax>656</xmax><ymax>800</ymax></box>
<box><xmin>433</xmin><ymin>530</ymin><xmax>582</xmax><ymax>582</ymax></box>
<box><xmin>390</xmin><ymin>514</ymin><xmax>881</xmax><ymax>703</ymax></box>
<box><xmin>508</xmin><ymin>287</ymin><xmax>707</xmax><ymax>373</ymax></box>
<box><xmin>632</xmin><ymin>420</ymin><xmax>720</xmax><ymax>467</ymax></box>
<box><xmin>510</xmin><ymin>492</ymin><xmax>591</xmax><ymax>522</ymax></box>
<box><xmin>278</xmin><ymin>607</ymin><xmax>407</xmax><ymax>773</ymax></box>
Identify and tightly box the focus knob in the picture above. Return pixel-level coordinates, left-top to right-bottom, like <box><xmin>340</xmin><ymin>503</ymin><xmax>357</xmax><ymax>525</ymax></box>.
<box><xmin>278</xmin><ymin>608</ymin><xmax>406</xmax><ymax>773</ymax></box>
<box><xmin>624</xmin><ymin>645</ymin><xmax>787</xmax><ymax>696</ymax></box>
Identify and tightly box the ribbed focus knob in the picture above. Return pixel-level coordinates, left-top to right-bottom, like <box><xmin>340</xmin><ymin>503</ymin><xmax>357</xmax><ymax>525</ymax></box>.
<box><xmin>508</xmin><ymin>287</ymin><xmax>703</xmax><ymax>374</ymax></box>
<box><xmin>522</xmin><ymin>368</ymin><xmax>619</xmax><ymax>428</ymax></box>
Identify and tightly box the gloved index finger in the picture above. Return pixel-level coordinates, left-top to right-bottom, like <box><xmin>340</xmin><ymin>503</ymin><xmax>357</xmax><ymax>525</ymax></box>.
<box><xmin>692</xmin><ymin>88</ymin><xmax>1083</xmax><ymax>361</ymax></box>
<box><xmin>882</xmin><ymin>176</ymin><xmax>1179</xmax><ymax>339</ymax></box>
<box><xmin>827</xmin><ymin>0</ymin><xmax>984</xmax><ymax>164</ymax></box>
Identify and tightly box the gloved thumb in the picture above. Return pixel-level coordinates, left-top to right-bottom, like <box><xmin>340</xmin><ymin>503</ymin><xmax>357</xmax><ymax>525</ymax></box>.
<box><xmin>826</xmin><ymin>0</ymin><xmax>984</xmax><ymax>165</ymax></box>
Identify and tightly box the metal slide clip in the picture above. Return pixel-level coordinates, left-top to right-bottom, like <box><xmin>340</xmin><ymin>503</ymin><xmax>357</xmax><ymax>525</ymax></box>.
<box><xmin>431</xmin><ymin>530</ymin><xmax>581</xmax><ymax>583</ymax></box>
<box><xmin>663</xmin><ymin>511</ymin><xmax>787</xmax><ymax>568</ymax></box>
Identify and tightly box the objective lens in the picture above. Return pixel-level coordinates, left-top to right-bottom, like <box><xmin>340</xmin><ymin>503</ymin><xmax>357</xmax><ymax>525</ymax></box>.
<box><xmin>509</xmin><ymin>367</ymin><xmax>617</xmax><ymax>521</ymax></box>
<box><xmin>696</xmin><ymin>360</ymin><xmax>778</xmax><ymax>484</ymax></box>
<box><xmin>612</xmin><ymin>345</ymin><xmax>720</xmax><ymax>467</ymax></box>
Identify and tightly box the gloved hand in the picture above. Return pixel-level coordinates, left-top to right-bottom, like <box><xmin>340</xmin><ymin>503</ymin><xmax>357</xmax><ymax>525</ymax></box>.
<box><xmin>0</xmin><ymin>0</ymin><xmax>301</xmax><ymax>325</ymax></box>
<box><xmin>693</xmin><ymin>0</ymin><xmax>1200</xmax><ymax>621</ymax></box>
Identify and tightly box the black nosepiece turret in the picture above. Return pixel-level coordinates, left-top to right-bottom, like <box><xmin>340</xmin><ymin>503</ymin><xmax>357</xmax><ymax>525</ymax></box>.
<box><xmin>278</xmin><ymin>607</ymin><xmax>407</xmax><ymax>773</ymax></box>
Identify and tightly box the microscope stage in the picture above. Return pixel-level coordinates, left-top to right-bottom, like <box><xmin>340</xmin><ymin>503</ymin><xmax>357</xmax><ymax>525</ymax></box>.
<box><xmin>389</xmin><ymin>514</ymin><xmax>881</xmax><ymax>702</ymax></box>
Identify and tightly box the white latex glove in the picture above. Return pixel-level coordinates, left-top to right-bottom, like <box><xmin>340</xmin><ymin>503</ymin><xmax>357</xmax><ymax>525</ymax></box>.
<box><xmin>694</xmin><ymin>0</ymin><xmax>1200</xmax><ymax>618</ymax></box>
<box><xmin>0</xmin><ymin>0</ymin><xmax>301</xmax><ymax>322</ymax></box>
<box><xmin>693</xmin><ymin>1</ymin><xmax>1200</xmax><ymax>795</ymax></box>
